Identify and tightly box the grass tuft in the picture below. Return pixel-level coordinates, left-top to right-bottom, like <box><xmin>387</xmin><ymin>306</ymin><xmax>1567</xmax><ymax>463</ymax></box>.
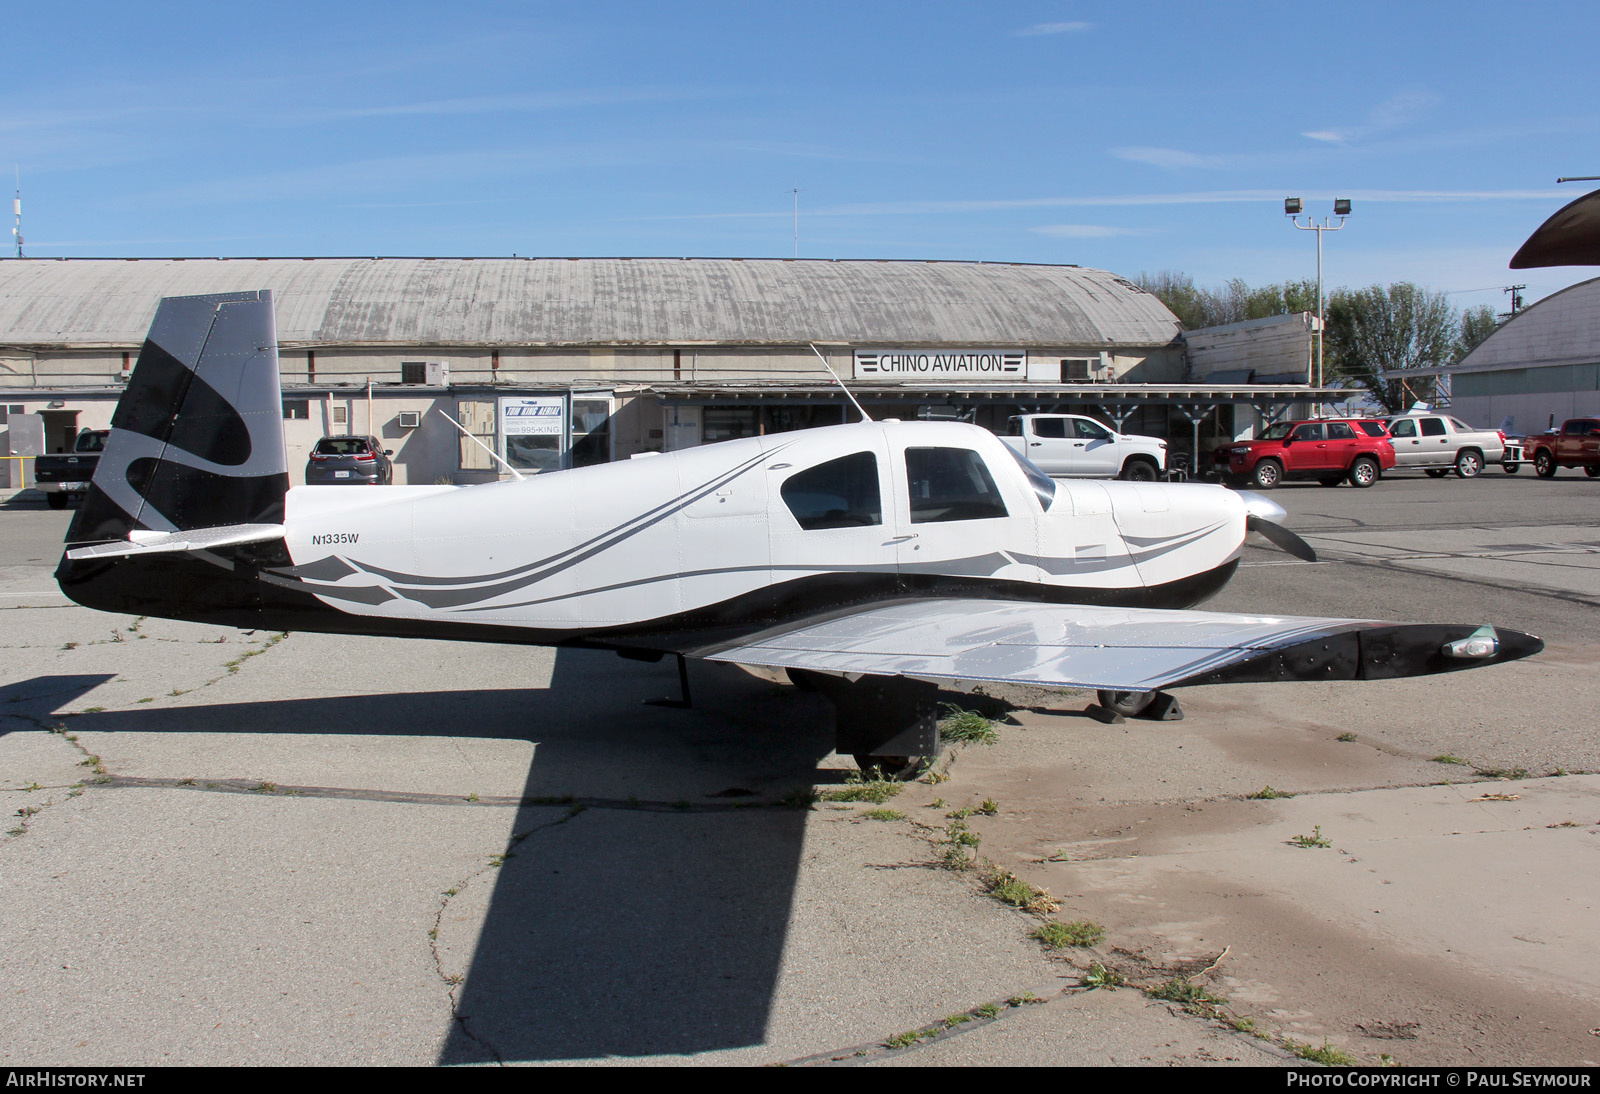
<box><xmin>1033</xmin><ymin>918</ymin><xmax>1104</xmax><ymax>949</ymax></box>
<box><xmin>939</xmin><ymin>704</ymin><xmax>998</xmax><ymax>745</ymax></box>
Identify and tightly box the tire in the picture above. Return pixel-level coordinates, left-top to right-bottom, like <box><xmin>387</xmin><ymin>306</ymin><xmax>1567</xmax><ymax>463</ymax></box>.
<box><xmin>1096</xmin><ymin>690</ymin><xmax>1155</xmax><ymax>717</ymax></box>
<box><xmin>1587</xmin><ymin>466</ymin><xmax>1600</xmax><ymax>478</ymax></box>
<box><xmin>1425</xmin><ymin>469</ymin><xmax>1448</xmax><ymax>478</ymax></box>
<box><xmin>1454</xmin><ymin>450</ymin><xmax>1483</xmax><ymax>478</ymax></box>
<box><xmin>1318</xmin><ymin>475</ymin><xmax>1343</xmax><ymax>487</ymax></box>
<box><xmin>1535</xmin><ymin>450</ymin><xmax>1558</xmax><ymax>478</ymax></box>
<box><xmin>1347</xmin><ymin>456</ymin><xmax>1379</xmax><ymax>488</ymax></box>
<box><xmin>1250</xmin><ymin>460</ymin><xmax>1282</xmax><ymax>490</ymax></box>
<box><xmin>852</xmin><ymin>755</ymin><xmax>923</xmax><ymax>781</ymax></box>
<box><xmin>1121</xmin><ymin>459</ymin><xmax>1158</xmax><ymax>482</ymax></box>
<box><xmin>1503</xmin><ymin>462</ymin><xmax>1520</xmax><ymax>474</ymax></box>
<box><xmin>46</xmin><ymin>492</ymin><xmax>67</xmax><ymax>510</ymax></box>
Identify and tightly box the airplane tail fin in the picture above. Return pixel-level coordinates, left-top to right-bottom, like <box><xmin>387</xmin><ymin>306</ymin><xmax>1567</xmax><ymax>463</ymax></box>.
<box><xmin>66</xmin><ymin>291</ymin><xmax>288</xmax><ymax>544</ymax></box>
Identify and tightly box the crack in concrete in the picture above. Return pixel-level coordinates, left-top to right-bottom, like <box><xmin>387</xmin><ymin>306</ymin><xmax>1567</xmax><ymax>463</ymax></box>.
<box><xmin>431</xmin><ymin>805</ymin><xmax>589</xmax><ymax>1066</ymax></box>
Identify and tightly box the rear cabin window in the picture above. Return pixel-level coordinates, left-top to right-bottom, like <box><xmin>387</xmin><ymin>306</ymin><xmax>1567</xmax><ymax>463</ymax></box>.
<box><xmin>1031</xmin><ymin>417</ymin><xmax>1067</xmax><ymax>439</ymax></box>
<box><xmin>1327</xmin><ymin>422</ymin><xmax>1356</xmax><ymax>440</ymax></box>
<box><xmin>905</xmin><ymin>447</ymin><xmax>1009</xmax><ymax>524</ymax></box>
<box><xmin>315</xmin><ymin>437</ymin><xmax>373</xmax><ymax>456</ymax></box>
<box><xmin>1420</xmin><ymin>418</ymin><xmax>1447</xmax><ymax>437</ymax></box>
<box><xmin>781</xmin><ymin>452</ymin><xmax>882</xmax><ymax>530</ymax></box>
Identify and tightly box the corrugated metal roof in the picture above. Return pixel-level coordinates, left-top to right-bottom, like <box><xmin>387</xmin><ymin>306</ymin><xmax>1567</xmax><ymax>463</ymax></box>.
<box><xmin>1438</xmin><ymin>274</ymin><xmax>1600</xmax><ymax>374</ymax></box>
<box><xmin>0</xmin><ymin>257</ymin><xmax>1181</xmax><ymax>348</ymax></box>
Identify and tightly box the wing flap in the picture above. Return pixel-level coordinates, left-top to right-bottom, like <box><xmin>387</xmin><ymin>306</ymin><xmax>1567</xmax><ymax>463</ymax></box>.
<box><xmin>704</xmin><ymin>599</ymin><xmax>1541</xmax><ymax>692</ymax></box>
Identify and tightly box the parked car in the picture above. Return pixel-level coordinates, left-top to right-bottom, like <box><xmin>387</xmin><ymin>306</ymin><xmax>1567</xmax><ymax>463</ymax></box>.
<box><xmin>1214</xmin><ymin>419</ymin><xmax>1395</xmax><ymax>489</ymax></box>
<box><xmin>33</xmin><ymin>429</ymin><xmax>109</xmax><ymax>509</ymax></box>
<box><xmin>305</xmin><ymin>435</ymin><xmax>394</xmax><ymax>485</ymax></box>
<box><xmin>997</xmin><ymin>414</ymin><xmax>1167</xmax><ymax>480</ymax></box>
<box><xmin>1383</xmin><ymin>412</ymin><xmax>1506</xmax><ymax>478</ymax></box>
<box><xmin>1528</xmin><ymin>418</ymin><xmax>1600</xmax><ymax>478</ymax></box>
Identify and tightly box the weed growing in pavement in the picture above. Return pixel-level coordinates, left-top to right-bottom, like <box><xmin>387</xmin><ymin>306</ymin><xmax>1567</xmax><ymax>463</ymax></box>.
<box><xmin>1286</xmin><ymin>1039</ymin><xmax>1355</xmax><ymax>1066</ymax></box>
<box><xmin>821</xmin><ymin>770</ymin><xmax>901</xmax><ymax>805</ymax></box>
<box><xmin>778</xmin><ymin>787</ymin><xmax>819</xmax><ymax>809</ymax></box>
<box><xmin>939</xmin><ymin>705</ymin><xmax>998</xmax><ymax>745</ymax></box>
<box><xmin>938</xmin><ymin>817</ymin><xmax>982</xmax><ymax>871</ymax></box>
<box><xmin>1033</xmin><ymin>919</ymin><xmax>1104</xmax><ymax>949</ymax></box>
<box><xmin>1431</xmin><ymin>754</ymin><xmax>1467</xmax><ymax>765</ymax></box>
<box><xmin>1337</xmin><ymin>732</ymin><xmax>1358</xmax><ymax>742</ymax></box>
<box><xmin>1246</xmin><ymin>785</ymin><xmax>1294</xmax><ymax>799</ymax></box>
<box><xmin>1475</xmin><ymin>765</ymin><xmax>1530</xmax><ymax>780</ymax></box>
<box><xmin>977</xmin><ymin>798</ymin><xmax>998</xmax><ymax>815</ymax></box>
<box><xmin>979</xmin><ymin>864</ymin><xmax>1059</xmax><ymax>915</ymax></box>
<box><xmin>1289</xmin><ymin>825</ymin><xmax>1331</xmax><ymax>848</ymax></box>
<box><xmin>862</xmin><ymin>808</ymin><xmax>904</xmax><ymax>821</ymax></box>
<box><xmin>1146</xmin><ymin>977</ymin><xmax>1228</xmax><ymax>1018</ymax></box>
<box><xmin>973</xmin><ymin>1002</ymin><xmax>1000</xmax><ymax>1019</ymax></box>
<box><xmin>1083</xmin><ymin>962</ymin><xmax>1124</xmax><ymax>989</ymax></box>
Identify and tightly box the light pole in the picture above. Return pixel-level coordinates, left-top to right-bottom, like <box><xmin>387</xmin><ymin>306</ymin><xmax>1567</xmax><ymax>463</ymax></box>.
<box><xmin>1284</xmin><ymin>197</ymin><xmax>1351</xmax><ymax>390</ymax></box>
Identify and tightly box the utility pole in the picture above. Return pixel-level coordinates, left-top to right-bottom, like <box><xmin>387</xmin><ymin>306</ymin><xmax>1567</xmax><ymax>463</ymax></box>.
<box><xmin>1284</xmin><ymin>197</ymin><xmax>1352</xmax><ymax>390</ymax></box>
<box><xmin>1500</xmin><ymin>284</ymin><xmax>1525</xmax><ymax>322</ymax></box>
<box><xmin>12</xmin><ymin>168</ymin><xmax>22</xmax><ymax>259</ymax></box>
<box><xmin>792</xmin><ymin>187</ymin><xmax>802</xmax><ymax>258</ymax></box>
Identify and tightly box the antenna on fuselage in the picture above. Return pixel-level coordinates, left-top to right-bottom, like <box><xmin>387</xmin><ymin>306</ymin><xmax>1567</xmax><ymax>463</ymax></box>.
<box><xmin>434</xmin><ymin>408</ymin><xmax>526</xmax><ymax>481</ymax></box>
<box><xmin>808</xmin><ymin>342</ymin><xmax>872</xmax><ymax>423</ymax></box>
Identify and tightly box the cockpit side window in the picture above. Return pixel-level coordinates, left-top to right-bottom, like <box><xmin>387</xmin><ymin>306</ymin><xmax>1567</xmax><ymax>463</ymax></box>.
<box><xmin>780</xmin><ymin>451</ymin><xmax>882</xmax><ymax>530</ymax></box>
<box><xmin>905</xmin><ymin>447</ymin><xmax>1010</xmax><ymax>523</ymax></box>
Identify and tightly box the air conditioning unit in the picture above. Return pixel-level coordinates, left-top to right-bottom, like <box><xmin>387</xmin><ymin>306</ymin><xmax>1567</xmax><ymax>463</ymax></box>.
<box><xmin>397</xmin><ymin>411</ymin><xmax>421</xmax><ymax>429</ymax></box>
<box><xmin>425</xmin><ymin>361</ymin><xmax>450</xmax><ymax>386</ymax></box>
<box><xmin>116</xmin><ymin>369</ymin><xmax>132</xmax><ymax>383</ymax></box>
<box><xmin>1060</xmin><ymin>358</ymin><xmax>1095</xmax><ymax>383</ymax></box>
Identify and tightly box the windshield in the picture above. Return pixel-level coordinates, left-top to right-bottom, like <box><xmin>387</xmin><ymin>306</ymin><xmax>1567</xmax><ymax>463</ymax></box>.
<box><xmin>1000</xmin><ymin>444</ymin><xmax>1056</xmax><ymax>511</ymax></box>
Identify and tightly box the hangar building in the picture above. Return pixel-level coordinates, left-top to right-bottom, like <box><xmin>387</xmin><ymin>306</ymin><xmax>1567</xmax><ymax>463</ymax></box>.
<box><xmin>0</xmin><ymin>257</ymin><xmax>1331</xmax><ymax>486</ymax></box>
<box><xmin>1416</xmin><ymin>275</ymin><xmax>1600</xmax><ymax>434</ymax></box>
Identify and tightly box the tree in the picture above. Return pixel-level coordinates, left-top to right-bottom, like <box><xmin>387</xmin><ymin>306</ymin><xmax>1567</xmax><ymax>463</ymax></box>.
<box><xmin>1457</xmin><ymin>304</ymin><xmax>1499</xmax><ymax>360</ymax></box>
<box><xmin>1138</xmin><ymin>273</ymin><xmax>1323</xmax><ymax>331</ymax></box>
<box><xmin>1324</xmin><ymin>283</ymin><xmax>1459</xmax><ymax>413</ymax></box>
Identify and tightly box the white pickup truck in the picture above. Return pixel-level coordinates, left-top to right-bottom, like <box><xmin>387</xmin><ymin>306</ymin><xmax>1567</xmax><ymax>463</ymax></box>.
<box><xmin>1383</xmin><ymin>412</ymin><xmax>1508</xmax><ymax>478</ymax></box>
<box><xmin>997</xmin><ymin>414</ymin><xmax>1167</xmax><ymax>480</ymax></box>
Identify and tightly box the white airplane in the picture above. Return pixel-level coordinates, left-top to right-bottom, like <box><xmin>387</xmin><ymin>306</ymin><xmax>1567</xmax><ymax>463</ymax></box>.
<box><xmin>57</xmin><ymin>292</ymin><xmax>1541</xmax><ymax>772</ymax></box>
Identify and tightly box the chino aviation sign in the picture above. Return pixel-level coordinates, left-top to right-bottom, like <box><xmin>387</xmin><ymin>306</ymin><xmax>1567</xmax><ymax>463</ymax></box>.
<box><xmin>853</xmin><ymin>349</ymin><xmax>1027</xmax><ymax>380</ymax></box>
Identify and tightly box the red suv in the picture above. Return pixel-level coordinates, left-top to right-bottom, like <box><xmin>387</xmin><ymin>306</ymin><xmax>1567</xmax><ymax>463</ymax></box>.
<box><xmin>1214</xmin><ymin>419</ymin><xmax>1395</xmax><ymax>489</ymax></box>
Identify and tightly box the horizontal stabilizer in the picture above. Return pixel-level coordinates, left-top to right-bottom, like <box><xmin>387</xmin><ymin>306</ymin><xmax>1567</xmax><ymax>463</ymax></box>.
<box><xmin>65</xmin><ymin>523</ymin><xmax>285</xmax><ymax>561</ymax></box>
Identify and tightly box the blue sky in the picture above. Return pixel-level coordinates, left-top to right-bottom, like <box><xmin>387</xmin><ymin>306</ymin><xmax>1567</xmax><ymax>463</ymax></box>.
<box><xmin>5</xmin><ymin>1</ymin><xmax>1596</xmax><ymax>309</ymax></box>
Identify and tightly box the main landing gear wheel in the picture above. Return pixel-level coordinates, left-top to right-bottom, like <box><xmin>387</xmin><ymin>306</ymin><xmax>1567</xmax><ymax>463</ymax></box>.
<box><xmin>1455</xmin><ymin>450</ymin><xmax>1483</xmax><ymax>478</ymax></box>
<box><xmin>852</xmin><ymin>755</ymin><xmax>924</xmax><ymax>780</ymax></box>
<box><xmin>1097</xmin><ymin>690</ymin><xmax>1155</xmax><ymax>717</ymax></box>
<box><xmin>1347</xmin><ymin>457</ymin><xmax>1379</xmax><ymax>488</ymax></box>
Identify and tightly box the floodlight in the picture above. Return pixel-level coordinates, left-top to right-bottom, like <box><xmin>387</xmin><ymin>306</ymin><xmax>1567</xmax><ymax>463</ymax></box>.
<box><xmin>1334</xmin><ymin>198</ymin><xmax>1352</xmax><ymax>216</ymax></box>
<box><xmin>1284</xmin><ymin>197</ymin><xmax>1302</xmax><ymax>215</ymax></box>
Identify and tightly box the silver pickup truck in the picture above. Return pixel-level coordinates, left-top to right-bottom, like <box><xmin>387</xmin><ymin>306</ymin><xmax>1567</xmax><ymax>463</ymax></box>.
<box><xmin>998</xmin><ymin>414</ymin><xmax>1167</xmax><ymax>480</ymax></box>
<box><xmin>1383</xmin><ymin>412</ymin><xmax>1507</xmax><ymax>478</ymax></box>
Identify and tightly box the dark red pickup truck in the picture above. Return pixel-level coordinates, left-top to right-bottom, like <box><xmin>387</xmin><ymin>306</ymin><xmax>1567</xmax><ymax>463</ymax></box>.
<box><xmin>1529</xmin><ymin>418</ymin><xmax>1600</xmax><ymax>478</ymax></box>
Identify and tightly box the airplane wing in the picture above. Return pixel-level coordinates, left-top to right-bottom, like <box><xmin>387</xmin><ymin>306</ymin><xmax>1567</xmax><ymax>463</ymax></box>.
<box><xmin>702</xmin><ymin>599</ymin><xmax>1542</xmax><ymax>693</ymax></box>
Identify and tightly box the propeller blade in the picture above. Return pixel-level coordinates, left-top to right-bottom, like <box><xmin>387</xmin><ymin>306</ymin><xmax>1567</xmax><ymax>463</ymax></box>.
<box><xmin>1246</xmin><ymin>515</ymin><xmax>1318</xmax><ymax>562</ymax></box>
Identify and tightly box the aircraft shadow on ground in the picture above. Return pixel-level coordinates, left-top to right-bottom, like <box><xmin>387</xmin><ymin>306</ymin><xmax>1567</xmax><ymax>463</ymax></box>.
<box><xmin>8</xmin><ymin>650</ymin><xmax>835</xmax><ymax>1062</ymax></box>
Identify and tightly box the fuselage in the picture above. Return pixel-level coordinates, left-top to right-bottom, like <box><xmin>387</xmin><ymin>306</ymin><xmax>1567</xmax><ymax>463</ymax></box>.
<box><xmin>252</xmin><ymin>419</ymin><xmax>1249</xmax><ymax>651</ymax></box>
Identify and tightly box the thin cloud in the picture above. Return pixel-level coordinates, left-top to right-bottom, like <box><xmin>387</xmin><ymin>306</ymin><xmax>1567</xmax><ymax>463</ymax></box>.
<box><xmin>1302</xmin><ymin>90</ymin><xmax>1442</xmax><ymax>145</ymax></box>
<box><xmin>1014</xmin><ymin>21</ymin><xmax>1091</xmax><ymax>36</ymax></box>
<box><xmin>1112</xmin><ymin>147</ymin><xmax>1233</xmax><ymax>170</ymax></box>
<box><xmin>1031</xmin><ymin>224</ymin><xmax>1150</xmax><ymax>238</ymax></box>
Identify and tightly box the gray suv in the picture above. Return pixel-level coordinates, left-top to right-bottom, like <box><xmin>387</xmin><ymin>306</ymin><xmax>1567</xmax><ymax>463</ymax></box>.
<box><xmin>305</xmin><ymin>435</ymin><xmax>394</xmax><ymax>485</ymax></box>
